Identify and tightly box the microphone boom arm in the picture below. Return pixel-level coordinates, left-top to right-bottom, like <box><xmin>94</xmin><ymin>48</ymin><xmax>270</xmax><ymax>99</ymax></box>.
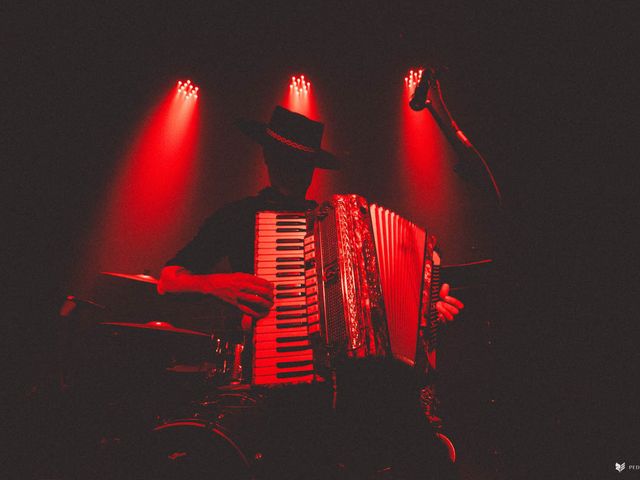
<box><xmin>410</xmin><ymin>71</ymin><xmax>503</xmax><ymax>204</ymax></box>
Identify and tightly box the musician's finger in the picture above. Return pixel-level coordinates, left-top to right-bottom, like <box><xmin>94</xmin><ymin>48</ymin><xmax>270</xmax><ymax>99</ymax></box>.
<box><xmin>439</xmin><ymin>302</ymin><xmax>459</xmax><ymax>316</ymax></box>
<box><xmin>237</xmin><ymin>292</ymin><xmax>273</xmax><ymax>311</ymax></box>
<box><xmin>436</xmin><ymin>302</ymin><xmax>454</xmax><ymax>321</ymax></box>
<box><xmin>439</xmin><ymin>283</ymin><xmax>450</xmax><ymax>300</ymax></box>
<box><xmin>236</xmin><ymin>303</ymin><xmax>262</xmax><ymax>319</ymax></box>
<box><xmin>242</xmin><ymin>283</ymin><xmax>274</xmax><ymax>302</ymax></box>
<box><xmin>445</xmin><ymin>296</ymin><xmax>464</xmax><ymax>309</ymax></box>
<box><xmin>240</xmin><ymin>275</ymin><xmax>274</xmax><ymax>299</ymax></box>
<box><xmin>248</xmin><ymin>275</ymin><xmax>274</xmax><ymax>291</ymax></box>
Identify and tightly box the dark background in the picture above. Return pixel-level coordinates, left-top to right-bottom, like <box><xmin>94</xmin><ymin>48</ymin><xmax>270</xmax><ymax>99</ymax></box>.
<box><xmin>4</xmin><ymin>2</ymin><xmax>636</xmax><ymax>479</ymax></box>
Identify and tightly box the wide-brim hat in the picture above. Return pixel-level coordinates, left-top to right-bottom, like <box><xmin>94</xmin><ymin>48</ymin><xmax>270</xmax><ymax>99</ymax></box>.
<box><xmin>236</xmin><ymin>106</ymin><xmax>340</xmax><ymax>170</ymax></box>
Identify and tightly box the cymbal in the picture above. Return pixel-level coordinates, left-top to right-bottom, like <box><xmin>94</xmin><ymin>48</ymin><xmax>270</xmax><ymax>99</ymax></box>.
<box><xmin>100</xmin><ymin>321</ymin><xmax>210</xmax><ymax>337</ymax></box>
<box><xmin>100</xmin><ymin>271</ymin><xmax>158</xmax><ymax>284</ymax></box>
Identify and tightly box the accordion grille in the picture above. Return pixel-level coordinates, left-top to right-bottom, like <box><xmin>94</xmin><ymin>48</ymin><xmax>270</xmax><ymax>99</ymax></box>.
<box><xmin>324</xmin><ymin>275</ymin><xmax>346</xmax><ymax>346</ymax></box>
<box><xmin>318</xmin><ymin>205</ymin><xmax>347</xmax><ymax>347</ymax></box>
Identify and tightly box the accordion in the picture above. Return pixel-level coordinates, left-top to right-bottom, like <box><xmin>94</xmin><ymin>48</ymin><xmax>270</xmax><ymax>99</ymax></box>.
<box><xmin>252</xmin><ymin>194</ymin><xmax>441</xmax><ymax>386</ymax></box>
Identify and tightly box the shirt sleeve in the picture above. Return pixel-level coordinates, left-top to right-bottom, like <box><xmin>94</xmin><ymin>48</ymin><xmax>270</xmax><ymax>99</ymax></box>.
<box><xmin>165</xmin><ymin>205</ymin><xmax>236</xmax><ymax>274</ymax></box>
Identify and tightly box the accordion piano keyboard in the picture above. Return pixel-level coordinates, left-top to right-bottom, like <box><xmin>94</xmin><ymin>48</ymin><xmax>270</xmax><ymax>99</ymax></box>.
<box><xmin>252</xmin><ymin>211</ymin><xmax>315</xmax><ymax>385</ymax></box>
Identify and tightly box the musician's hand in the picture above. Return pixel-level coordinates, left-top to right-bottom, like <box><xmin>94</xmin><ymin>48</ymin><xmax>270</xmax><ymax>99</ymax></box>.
<box><xmin>201</xmin><ymin>273</ymin><xmax>274</xmax><ymax>319</ymax></box>
<box><xmin>435</xmin><ymin>283</ymin><xmax>464</xmax><ymax>323</ymax></box>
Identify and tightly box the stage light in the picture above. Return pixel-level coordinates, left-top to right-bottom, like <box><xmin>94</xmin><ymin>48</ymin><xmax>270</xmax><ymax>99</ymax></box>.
<box><xmin>284</xmin><ymin>74</ymin><xmax>316</xmax><ymax>117</ymax></box>
<box><xmin>405</xmin><ymin>68</ymin><xmax>424</xmax><ymax>94</ymax></box>
<box><xmin>177</xmin><ymin>79</ymin><xmax>199</xmax><ymax>99</ymax></box>
<box><xmin>289</xmin><ymin>75</ymin><xmax>311</xmax><ymax>96</ymax></box>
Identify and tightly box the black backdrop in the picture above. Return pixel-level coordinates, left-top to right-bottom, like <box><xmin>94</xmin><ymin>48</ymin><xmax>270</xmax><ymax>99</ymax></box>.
<box><xmin>5</xmin><ymin>2</ymin><xmax>636</xmax><ymax>479</ymax></box>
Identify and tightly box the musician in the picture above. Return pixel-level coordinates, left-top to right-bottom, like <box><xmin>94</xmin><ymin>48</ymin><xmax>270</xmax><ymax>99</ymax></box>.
<box><xmin>157</xmin><ymin>106</ymin><xmax>464</xmax><ymax>478</ymax></box>
<box><xmin>157</xmin><ymin>106</ymin><xmax>463</xmax><ymax>324</ymax></box>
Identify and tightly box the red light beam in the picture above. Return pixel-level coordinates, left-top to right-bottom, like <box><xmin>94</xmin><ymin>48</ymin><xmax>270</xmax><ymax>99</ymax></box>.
<box><xmin>284</xmin><ymin>74</ymin><xmax>317</xmax><ymax>119</ymax></box>
<box><xmin>72</xmin><ymin>80</ymin><xmax>202</xmax><ymax>294</ymax></box>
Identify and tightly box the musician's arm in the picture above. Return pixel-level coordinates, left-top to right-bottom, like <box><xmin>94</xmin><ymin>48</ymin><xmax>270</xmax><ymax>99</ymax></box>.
<box><xmin>158</xmin><ymin>204</ymin><xmax>273</xmax><ymax>318</ymax></box>
<box><xmin>158</xmin><ymin>266</ymin><xmax>273</xmax><ymax>318</ymax></box>
<box><xmin>157</xmin><ymin>265</ymin><xmax>213</xmax><ymax>295</ymax></box>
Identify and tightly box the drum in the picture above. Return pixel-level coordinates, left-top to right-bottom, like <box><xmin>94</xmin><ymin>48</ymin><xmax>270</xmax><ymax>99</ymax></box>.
<box><xmin>143</xmin><ymin>385</ymin><xmax>337</xmax><ymax>480</ymax></box>
<box><xmin>143</xmin><ymin>389</ymin><xmax>265</xmax><ymax>480</ymax></box>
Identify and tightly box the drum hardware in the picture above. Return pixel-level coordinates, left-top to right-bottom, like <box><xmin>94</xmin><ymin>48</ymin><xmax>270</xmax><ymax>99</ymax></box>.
<box><xmin>93</xmin><ymin>320</ymin><xmax>245</xmax><ymax>386</ymax></box>
<box><xmin>230</xmin><ymin>342</ymin><xmax>244</xmax><ymax>383</ymax></box>
<box><xmin>100</xmin><ymin>271</ymin><xmax>159</xmax><ymax>284</ymax></box>
<box><xmin>100</xmin><ymin>320</ymin><xmax>210</xmax><ymax>337</ymax></box>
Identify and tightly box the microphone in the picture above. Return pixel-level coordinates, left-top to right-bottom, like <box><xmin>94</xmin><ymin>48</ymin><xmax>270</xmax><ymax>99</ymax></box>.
<box><xmin>409</xmin><ymin>68</ymin><xmax>434</xmax><ymax>111</ymax></box>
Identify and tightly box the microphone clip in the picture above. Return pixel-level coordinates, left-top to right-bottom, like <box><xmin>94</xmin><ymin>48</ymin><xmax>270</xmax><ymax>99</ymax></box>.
<box><xmin>409</xmin><ymin>68</ymin><xmax>435</xmax><ymax>111</ymax></box>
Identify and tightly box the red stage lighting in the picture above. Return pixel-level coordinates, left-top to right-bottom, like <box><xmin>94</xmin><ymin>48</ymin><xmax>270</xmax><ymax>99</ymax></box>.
<box><xmin>285</xmin><ymin>75</ymin><xmax>316</xmax><ymax>118</ymax></box>
<box><xmin>289</xmin><ymin>75</ymin><xmax>311</xmax><ymax>95</ymax></box>
<box><xmin>177</xmin><ymin>79</ymin><xmax>199</xmax><ymax>99</ymax></box>
<box><xmin>405</xmin><ymin>68</ymin><xmax>425</xmax><ymax>96</ymax></box>
<box><xmin>73</xmin><ymin>80</ymin><xmax>202</xmax><ymax>293</ymax></box>
<box><xmin>396</xmin><ymin>67</ymin><xmax>454</xmax><ymax>225</ymax></box>
<box><xmin>284</xmin><ymin>74</ymin><xmax>316</xmax><ymax>119</ymax></box>
<box><xmin>397</xmin><ymin>67</ymin><xmax>498</xmax><ymax>260</ymax></box>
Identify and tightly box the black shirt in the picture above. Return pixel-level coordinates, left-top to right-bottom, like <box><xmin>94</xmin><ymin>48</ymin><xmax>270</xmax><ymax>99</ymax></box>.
<box><xmin>166</xmin><ymin>187</ymin><xmax>317</xmax><ymax>274</ymax></box>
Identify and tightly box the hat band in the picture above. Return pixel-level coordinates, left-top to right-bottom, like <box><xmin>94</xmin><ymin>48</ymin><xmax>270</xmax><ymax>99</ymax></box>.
<box><xmin>266</xmin><ymin>128</ymin><xmax>316</xmax><ymax>153</ymax></box>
